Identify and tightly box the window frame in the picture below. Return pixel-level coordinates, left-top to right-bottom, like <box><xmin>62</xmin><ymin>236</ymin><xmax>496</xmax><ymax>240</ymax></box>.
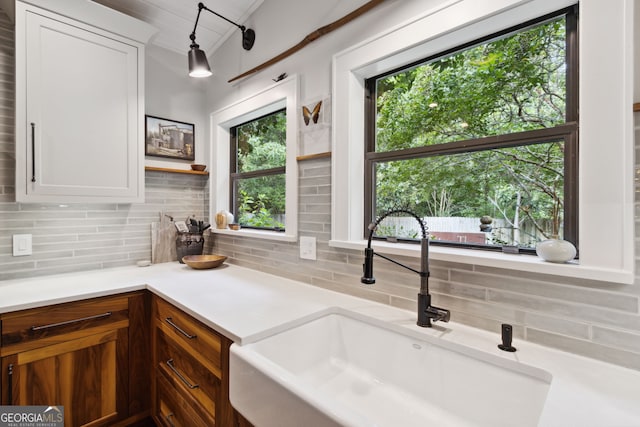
<box><xmin>229</xmin><ymin>108</ymin><xmax>287</xmax><ymax>231</ymax></box>
<box><xmin>363</xmin><ymin>7</ymin><xmax>579</xmax><ymax>253</ymax></box>
<box><xmin>330</xmin><ymin>0</ymin><xmax>635</xmax><ymax>284</ymax></box>
<box><xmin>210</xmin><ymin>76</ymin><xmax>299</xmax><ymax>242</ymax></box>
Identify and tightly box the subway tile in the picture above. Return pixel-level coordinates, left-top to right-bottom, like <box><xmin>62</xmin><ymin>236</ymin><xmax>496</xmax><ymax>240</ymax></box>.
<box><xmin>26</xmin><ymin>262</ymin><xmax>106</xmax><ymax>278</ymax></box>
<box><xmin>388</xmin><ymin>294</ymin><xmax>415</xmax><ymax>312</ymax></box>
<box><xmin>36</xmin><ymin>253</ymin><xmax>130</xmax><ymax>268</ymax></box>
<box><xmin>487</xmin><ymin>289</ymin><xmax>640</xmax><ymax>331</ymax></box>
<box><xmin>299</xmin><ymin>176</ymin><xmax>331</xmax><ymax>187</ymax></box>
<box><xmin>296</xmin><ymin>230</ymin><xmax>331</xmax><ymax>242</ymax></box>
<box><xmin>363</xmin><ymin>278</ymin><xmax>419</xmax><ymax>301</ymax></box>
<box><xmin>35</xmin><ymin>239</ymin><xmax>126</xmax><ymax>252</ymax></box>
<box><xmin>301</xmin><ymin>166</ymin><xmax>330</xmax><ymax>178</ymax></box>
<box><xmin>316</xmin><ymin>249</ymin><xmax>349</xmax><ymax>264</ymax></box>
<box><xmin>433</xmin><ymin>293</ymin><xmax>523</xmax><ymax>325</ymax></box>
<box><xmin>0</xmin><ymin>250</ymin><xmax>74</xmax><ymax>264</ymax></box>
<box><xmin>300</xmin><ymin>194</ymin><xmax>331</xmax><ymax>205</ymax></box>
<box><xmin>298</xmin><ymin>212</ymin><xmax>331</xmax><ymax>223</ymax></box>
<box><xmin>299</xmin><ymin>222</ymin><xmax>325</xmax><ymax>232</ymax></box>
<box><xmin>429</xmin><ymin>279</ymin><xmax>488</xmax><ymax>301</ymax></box>
<box><xmin>299</xmin><ymin>186</ymin><xmax>318</xmax><ymax>195</ymax></box>
<box><xmin>591</xmin><ymin>326</ymin><xmax>640</xmax><ymax>353</ymax></box>
<box><xmin>73</xmin><ymin>244</ymin><xmax>150</xmax><ymax>258</ymax></box>
<box><xmin>432</xmin><ymin>259</ymin><xmax>473</xmax><ymax>271</ymax></box>
<box><xmin>311</xmin><ymin>276</ymin><xmax>391</xmax><ymax>305</ymax></box>
<box><xmin>452</xmin><ymin>269</ymin><xmax>638</xmax><ymax>313</ymax></box>
<box><xmin>526</xmin><ymin>328</ymin><xmax>640</xmax><ymax>371</ymax></box>
<box><xmin>260</xmin><ymin>264</ymin><xmax>313</xmax><ymax>284</ymax></box>
<box><xmin>445</xmin><ymin>311</ymin><xmax>513</xmax><ymax>338</ymax></box>
<box><xmin>522</xmin><ymin>312</ymin><xmax>590</xmax><ymax>339</ymax></box>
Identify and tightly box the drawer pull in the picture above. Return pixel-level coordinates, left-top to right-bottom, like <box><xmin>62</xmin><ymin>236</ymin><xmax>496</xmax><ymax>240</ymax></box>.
<box><xmin>165</xmin><ymin>412</ymin><xmax>176</xmax><ymax>427</ymax></box>
<box><xmin>165</xmin><ymin>317</ymin><xmax>197</xmax><ymax>339</ymax></box>
<box><xmin>31</xmin><ymin>311</ymin><xmax>112</xmax><ymax>332</ymax></box>
<box><xmin>166</xmin><ymin>359</ymin><xmax>199</xmax><ymax>389</ymax></box>
<box><xmin>7</xmin><ymin>364</ymin><xmax>13</xmax><ymax>404</ymax></box>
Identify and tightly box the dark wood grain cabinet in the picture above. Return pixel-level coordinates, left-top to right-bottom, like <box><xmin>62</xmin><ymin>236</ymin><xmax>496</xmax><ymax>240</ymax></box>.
<box><xmin>151</xmin><ymin>295</ymin><xmax>246</xmax><ymax>427</ymax></box>
<box><xmin>0</xmin><ymin>290</ymin><xmax>250</xmax><ymax>427</ymax></box>
<box><xmin>0</xmin><ymin>292</ymin><xmax>150</xmax><ymax>427</ymax></box>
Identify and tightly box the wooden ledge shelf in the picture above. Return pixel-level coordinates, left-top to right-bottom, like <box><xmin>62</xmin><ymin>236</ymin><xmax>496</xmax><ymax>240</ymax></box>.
<box><xmin>296</xmin><ymin>152</ymin><xmax>331</xmax><ymax>161</ymax></box>
<box><xmin>634</xmin><ymin>103</ymin><xmax>640</xmax><ymax>112</ymax></box>
<box><xmin>145</xmin><ymin>166</ymin><xmax>209</xmax><ymax>176</ymax></box>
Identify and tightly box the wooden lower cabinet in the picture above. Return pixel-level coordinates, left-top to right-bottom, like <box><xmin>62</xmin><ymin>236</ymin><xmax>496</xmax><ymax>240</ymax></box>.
<box><xmin>151</xmin><ymin>295</ymin><xmax>250</xmax><ymax>427</ymax></box>
<box><xmin>0</xmin><ymin>292</ymin><xmax>150</xmax><ymax>427</ymax></box>
<box><xmin>0</xmin><ymin>290</ymin><xmax>250</xmax><ymax>427</ymax></box>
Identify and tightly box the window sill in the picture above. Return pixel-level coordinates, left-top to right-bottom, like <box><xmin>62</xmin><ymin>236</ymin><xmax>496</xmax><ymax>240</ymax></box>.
<box><xmin>212</xmin><ymin>227</ymin><xmax>297</xmax><ymax>243</ymax></box>
<box><xmin>329</xmin><ymin>239</ymin><xmax>633</xmax><ymax>284</ymax></box>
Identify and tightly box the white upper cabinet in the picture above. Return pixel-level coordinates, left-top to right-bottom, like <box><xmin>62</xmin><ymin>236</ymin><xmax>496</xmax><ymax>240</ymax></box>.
<box><xmin>14</xmin><ymin>1</ymin><xmax>155</xmax><ymax>203</ymax></box>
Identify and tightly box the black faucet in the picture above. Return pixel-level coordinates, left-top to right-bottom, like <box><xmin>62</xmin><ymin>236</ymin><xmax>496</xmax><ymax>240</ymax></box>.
<box><xmin>361</xmin><ymin>209</ymin><xmax>450</xmax><ymax>327</ymax></box>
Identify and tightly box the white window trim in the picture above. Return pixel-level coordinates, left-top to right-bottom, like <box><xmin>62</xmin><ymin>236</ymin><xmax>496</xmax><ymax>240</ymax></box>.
<box><xmin>209</xmin><ymin>76</ymin><xmax>298</xmax><ymax>242</ymax></box>
<box><xmin>331</xmin><ymin>0</ymin><xmax>635</xmax><ymax>284</ymax></box>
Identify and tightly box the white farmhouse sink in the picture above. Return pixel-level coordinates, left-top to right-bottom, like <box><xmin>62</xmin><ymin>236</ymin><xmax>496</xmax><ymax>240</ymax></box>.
<box><xmin>230</xmin><ymin>307</ymin><xmax>551</xmax><ymax>427</ymax></box>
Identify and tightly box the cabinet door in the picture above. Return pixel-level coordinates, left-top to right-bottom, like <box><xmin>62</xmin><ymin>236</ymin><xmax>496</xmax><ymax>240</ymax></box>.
<box><xmin>1</xmin><ymin>329</ymin><xmax>127</xmax><ymax>427</ymax></box>
<box><xmin>15</xmin><ymin>3</ymin><xmax>143</xmax><ymax>203</ymax></box>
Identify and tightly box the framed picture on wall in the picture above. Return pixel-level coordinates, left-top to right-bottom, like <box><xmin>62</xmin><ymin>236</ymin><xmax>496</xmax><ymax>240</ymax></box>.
<box><xmin>145</xmin><ymin>115</ymin><xmax>195</xmax><ymax>160</ymax></box>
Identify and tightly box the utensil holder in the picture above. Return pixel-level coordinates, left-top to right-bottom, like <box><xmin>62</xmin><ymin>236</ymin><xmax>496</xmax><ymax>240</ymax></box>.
<box><xmin>176</xmin><ymin>233</ymin><xmax>204</xmax><ymax>263</ymax></box>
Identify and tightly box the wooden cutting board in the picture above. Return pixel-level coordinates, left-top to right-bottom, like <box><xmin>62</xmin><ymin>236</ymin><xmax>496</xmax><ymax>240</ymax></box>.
<box><xmin>151</xmin><ymin>221</ymin><xmax>177</xmax><ymax>264</ymax></box>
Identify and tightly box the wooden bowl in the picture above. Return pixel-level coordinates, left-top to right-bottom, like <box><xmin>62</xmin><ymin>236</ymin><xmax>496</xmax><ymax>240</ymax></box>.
<box><xmin>182</xmin><ymin>254</ymin><xmax>227</xmax><ymax>269</ymax></box>
<box><xmin>190</xmin><ymin>164</ymin><xmax>207</xmax><ymax>171</ymax></box>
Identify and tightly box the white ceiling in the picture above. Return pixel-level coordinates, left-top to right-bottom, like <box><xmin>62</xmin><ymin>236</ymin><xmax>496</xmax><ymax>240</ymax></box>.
<box><xmin>92</xmin><ymin>0</ymin><xmax>263</xmax><ymax>56</ymax></box>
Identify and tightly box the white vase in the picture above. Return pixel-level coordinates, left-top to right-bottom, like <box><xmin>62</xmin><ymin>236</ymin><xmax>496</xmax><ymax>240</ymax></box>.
<box><xmin>535</xmin><ymin>239</ymin><xmax>576</xmax><ymax>263</ymax></box>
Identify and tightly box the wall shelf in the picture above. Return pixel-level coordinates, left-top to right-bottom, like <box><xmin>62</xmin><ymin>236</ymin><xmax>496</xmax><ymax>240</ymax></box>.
<box><xmin>634</xmin><ymin>103</ymin><xmax>640</xmax><ymax>112</ymax></box>
<box><xmin>145</xmin><ymin>166</ymin><xmax>209</xmax><ymax>176</ymax></box>
<box><xmin>296</xmin><ymin>152</ymin><xmax>331</xmax><ymax>161</ymax></box>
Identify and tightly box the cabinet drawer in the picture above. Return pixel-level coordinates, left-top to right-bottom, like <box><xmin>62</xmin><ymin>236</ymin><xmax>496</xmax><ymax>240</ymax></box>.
<box><xmin>1</xmin><ymin>295</ymin><xmax>129</xmax><ymax>354</ymax></box>
<box><xmin>154</xmin><ymin>297</ymin><xmax>222</xmax><ymax>377</ymax></box>
<box><xmin>156</xmin><ymin>328</ymin><xmax>219</xmax><ymax>418</ymax></box>
<box><xmin>156</xmin><ymin>371</ymin><xmax>213</xmax><ymax>427</ymax></box>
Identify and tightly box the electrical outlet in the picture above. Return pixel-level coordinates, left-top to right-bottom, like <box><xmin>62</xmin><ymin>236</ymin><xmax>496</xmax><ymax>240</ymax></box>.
<box><xmin>299</xmin><ymin>236</ymin><xmax>316</xmax><ymax>260</ymax></box>
<box><xmin>13</xmin><ymin>234</ymin><xmax>33</xmax><ymax>256</ymax></box>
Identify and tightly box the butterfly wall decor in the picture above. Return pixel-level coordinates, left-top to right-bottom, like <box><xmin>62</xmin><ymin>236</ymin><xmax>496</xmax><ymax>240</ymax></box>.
<box><xmin>302</xmin><ymin>101</ymin><xmax>322</xmax><ymax>126</ymax></box>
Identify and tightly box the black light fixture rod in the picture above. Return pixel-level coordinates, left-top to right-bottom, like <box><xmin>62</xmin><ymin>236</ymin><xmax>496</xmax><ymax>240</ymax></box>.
<box><xmin>189</xmin><ymin>4</ymin><xmax>204</xmax><ymax>44</ymax></box>
<box><xmin>198</xmin><ymin>2</ymin><xmax>246</xmax><ymax>33</ymax></box>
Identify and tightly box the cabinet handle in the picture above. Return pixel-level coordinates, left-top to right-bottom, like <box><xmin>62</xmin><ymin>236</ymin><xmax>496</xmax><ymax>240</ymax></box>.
<box><xmin>165</xmin><ymin>317</ymin><xmax>197</xmax><ymax>339</ymax></box>
<box><xmin>166</xmin><ymin>359</ymin><xmax>199</xmax><ymax>389</ymax></box>
<box><xmin>31</xmin><ymin>311</ymin><xmax>112</xmax><ymax>332</ymax></box>
<box><xmin>7</xmin><ymin>363</ymin><xmax>13</xmax><ymax>404</ymax></box>
<box><xmin>165</xmin><ymin>412</ymin><xmax>176</xmax><ymax>427</ymax></box>
<box><xmin>30</xmin><ymin>122</ymin><xmax>36</xmax><ymax>183</ymax></box>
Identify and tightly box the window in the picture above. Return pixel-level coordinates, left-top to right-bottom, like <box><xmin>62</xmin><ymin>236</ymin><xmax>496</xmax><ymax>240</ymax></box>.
<box><xmin>364</xmin><ymin>8</ymin><xmax>577</xmax><ymax>252</ymax></box>
<box><xmin>210</xmin><ymin>75</ymin><xmax>298</xmax><ymax>242</ymax></box>
<box><xmin>231</xmin><ymin>109</ymin><xmax>286</xmax><ymax>230</ymax></box>
<box><xmin>332</xmin><ymin>0</ymin><xmax>634</xmax><ymax>283</ymax></box>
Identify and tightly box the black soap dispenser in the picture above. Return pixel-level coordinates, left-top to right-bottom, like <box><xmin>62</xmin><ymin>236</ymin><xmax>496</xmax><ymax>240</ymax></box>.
<box><xmin>498</xmin><ymin>323</ymin><xmax>517</xmax><ymax>352</ymax></box>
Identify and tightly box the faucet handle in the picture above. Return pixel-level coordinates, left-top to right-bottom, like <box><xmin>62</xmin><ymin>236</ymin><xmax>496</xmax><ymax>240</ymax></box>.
<box><xmin>425</xmin><ymin>305</ymin><xmax>450</xmax><ymax>322</ymax></box>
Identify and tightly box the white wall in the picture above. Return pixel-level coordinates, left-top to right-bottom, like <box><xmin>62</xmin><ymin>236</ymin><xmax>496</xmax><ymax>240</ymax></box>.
<box><xmin>203</xmin><ymin>0</ymin><xmax>445</xmax><ymax>112</ymax></box>
<box><xmin>144</xmin><ymin>45</ymin><xmax>209</xmax><ymax>168</ymax></box>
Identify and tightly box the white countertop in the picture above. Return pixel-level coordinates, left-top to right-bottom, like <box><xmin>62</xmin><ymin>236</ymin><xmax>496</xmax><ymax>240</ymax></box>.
<box><xmin>1</xmin><ymin>262</ymin><xmax>639</xmax><ymax>426</ymax></box>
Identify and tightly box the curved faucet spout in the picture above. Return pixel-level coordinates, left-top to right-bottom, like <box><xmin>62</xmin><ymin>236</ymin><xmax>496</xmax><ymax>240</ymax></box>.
<box><xmin>360</xmin><ymin>209</ymin><xmax>450</xmax><ymax>328</ymax></box>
